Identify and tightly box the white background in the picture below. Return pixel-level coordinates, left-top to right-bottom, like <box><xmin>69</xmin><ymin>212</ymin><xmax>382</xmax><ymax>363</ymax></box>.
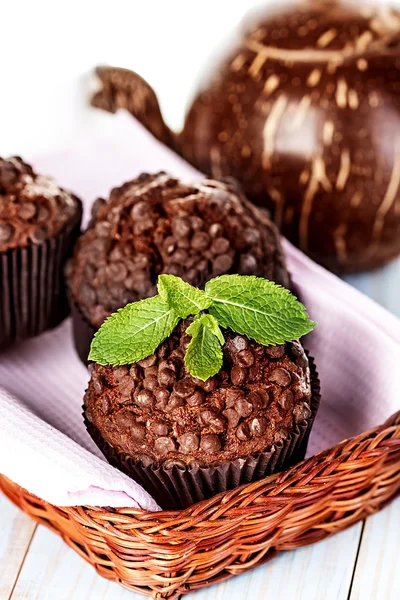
<box><xmin>0</xmin><ymin>0</ymin><xmax>270</xmax><ymax>156</ymax></box>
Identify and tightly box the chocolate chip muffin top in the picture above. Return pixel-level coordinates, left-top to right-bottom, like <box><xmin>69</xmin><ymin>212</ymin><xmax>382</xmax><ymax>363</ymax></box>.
<box><xmin>85</xmin><ymin>322</ymin><xmax>312</xmax><ymax>467</ymax></box>
<box><xmin>0</xmin><ymin>157</ymin><xmax>80</xmax><ymax>252</ymax></box>
<box><xmin>68</xmin><ymin>172</ymin><xmax>289</xmax><ymax>329</ymax></box>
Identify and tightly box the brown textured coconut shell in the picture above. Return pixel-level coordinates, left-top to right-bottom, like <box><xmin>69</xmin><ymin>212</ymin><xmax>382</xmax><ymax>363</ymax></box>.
<box><xmin>91</xmin><ymin>1</ymin><xmax>400</xmax><ymax>273</ymax></box>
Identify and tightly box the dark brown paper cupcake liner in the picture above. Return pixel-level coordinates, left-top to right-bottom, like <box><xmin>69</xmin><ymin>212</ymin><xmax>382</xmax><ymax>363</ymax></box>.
<box><xmin>68</xmin><ymin>291</ymin><xmax>96</xmax><ymax>365</ymax></box>
<box><xmin>0</xmin><ymin>204</ymin><xmax>82</xmax><ymax>351</ymax></box>
<box><xmin>84</xmin><ymin>355</ymin><xmax>320</xmax><ymax>510</ymax></box>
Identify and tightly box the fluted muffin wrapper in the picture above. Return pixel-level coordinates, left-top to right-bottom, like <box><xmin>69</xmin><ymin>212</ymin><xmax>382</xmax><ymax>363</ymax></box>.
<box><xmin>84</xmin><ymin>356</ymin><xmax>320</xmax><ymax>510</ymax></box>
<box><xmin>0</xmin><ymin>205</ymin><xmax>82</xmax><ymax>351</ymax></box>
<box><xmin>68</xmin><ymin>291</ymin><xmax>96</xmax><ymax>365</ymax></box>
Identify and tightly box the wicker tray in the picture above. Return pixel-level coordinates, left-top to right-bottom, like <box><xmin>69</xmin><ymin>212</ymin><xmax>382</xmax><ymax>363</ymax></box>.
<box><xmin>1</xmin><ymin>409</ymin><xmax>399</xmax><ymax>599</ymax></box>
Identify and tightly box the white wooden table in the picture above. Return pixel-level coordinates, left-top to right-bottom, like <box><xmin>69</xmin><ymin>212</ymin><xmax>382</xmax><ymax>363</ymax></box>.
<box><xmin>1</xmin><ymin>260</ymin><xmax>399</xmax><ymax>600</ymax></box>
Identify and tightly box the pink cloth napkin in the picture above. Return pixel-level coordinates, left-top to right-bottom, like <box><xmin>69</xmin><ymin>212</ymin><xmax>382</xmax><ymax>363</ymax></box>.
<box><xmin>0</xmin><ymin>112</ymin><xmax>399</xmax><ymax>509</ymax></box>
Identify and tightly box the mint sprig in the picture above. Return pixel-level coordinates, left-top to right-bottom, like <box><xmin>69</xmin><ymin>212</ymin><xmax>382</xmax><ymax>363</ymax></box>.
<box><xmin>206</xmin><ymin>275</ymin><xmax>315</xmax><ymax>346</ymax></box>
<box><xmin>185</xmin><ymin>315</ymin><xmax>224</xmax><ymax>381</ymax></box>
<box><xmin>158</xmin><ymin>274</ymin><xmax>211</xmax><ymax>318</ymax></box>
<box><xmin>89</xmin><ymin>274</ymin><xmax>316</xmax><ymax>379</ymax></box>
<box><xmin>89</xmin><ymin>295</ymin><xmax>180</xmax><ymax>365</ymax></box>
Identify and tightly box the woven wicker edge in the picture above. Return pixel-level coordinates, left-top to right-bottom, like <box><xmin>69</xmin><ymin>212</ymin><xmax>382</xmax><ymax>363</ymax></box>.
<box><xmin>1</xmin><ymin>409</ymin><xmax>400</xmax><ymax>599</ymax></box>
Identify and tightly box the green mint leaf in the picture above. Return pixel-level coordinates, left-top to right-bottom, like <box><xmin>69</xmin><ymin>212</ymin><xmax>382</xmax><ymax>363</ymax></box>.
<box><xmin>158</xmin><ymin>274</ymin><xmax>211</xmax><ymax>318</ymax></box>
<box><xmin>205</xmin><ymin>275</ymin><xmax>316</xmax><ymax>346</ymax></box>
<box><xmin>89</xmin><ymin>295</ymin><xmax>180</xmax><ymax>365</ymax></box>
<box><xmin>186</xmin><ymin>314</ymin><xmax>225</xmax><ymax>345</ymax></box>
<box><xmin>185</xmin><ymin>314</ymin><xmax>224</xmax><ymax>381</ymax></box>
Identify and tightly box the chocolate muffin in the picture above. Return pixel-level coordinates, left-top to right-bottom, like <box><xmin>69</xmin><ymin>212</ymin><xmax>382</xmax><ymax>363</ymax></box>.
<box><xmin>67</xmin><ymin>172</ymin><xmax>289</xmax><ymax>363</ymax></box>
<box><xmin>84</xmin><ymin>322</ymin><xmax>320</xmax><ymax>509</ymax></box>
<box><xmin>0</xmin><ymin>157</ymin><xmax>82</xmax><ymax>350</ymax></box>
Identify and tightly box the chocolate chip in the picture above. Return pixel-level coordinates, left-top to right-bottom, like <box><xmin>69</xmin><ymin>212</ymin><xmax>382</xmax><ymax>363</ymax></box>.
<box><xmin>159</xmin><ymin>359</ymin><xmax>177</xmax><ymax>373</ymax></box>
<box><xmin>29</xmin><ymin>227</ymin><xmax>47</xmax><ymax>244</ymax></box>
<box><xmin>231</xmin><ymin>365</ymin><xmax>247</xmax><ymax>386</ymax></box>
<box><xmin>172</xmin><ymin>216</ymin><xmax>191</xmax><ymax>237</ymax></box>
<box><xmin>225</xmin><ymin>388</ymin><xmax>244</xmax><ymax>408</ymax></box>
<box><xmin>209</xmin><ymin>223</ymin><xmax>223</xmax><ymax>238</ymax></box>
<box><xmin>114</xmin><ymin>411</ymin><xmax>136</xmax><ymax>428</ymax></box>
<box><xmin>113</xmin><ymin>365</ymin><xmax>129</xmax><ymax>381</ymax></box>
<box><xmin>236</xmin><ymin>349</ymin><xmax>254</xmax><ymax>367</ymax></box>
<box><xmin>191</xmin><ymin>216</ymin><xmax>203</xmax><ymax>230</ymax></box>
<box><xmin>235</xmin><ymin>398</ymin><xmax>253</xmax><ymax>418</ymax></box>
<box><xmin>223</xmin><ymin>408</ymin><xmax>240</xmax><ymax>428</ymax></box>
<box><xmin>201</xmin><ymin>377</ymin><xmax>218</xmax><ymax>393</ymax></box>
<box><xmin>18</xmin><ymin>203</ymin><xmax>36</xmax><ymax>220</ymax></box>
<box><xmin>94</xmin><ymin>221</ymin><xmax>111</xmax><ymax>238</ymax></box>
<box><xmin>143</xmin><ymin>376</ymin><xmax>158</xmax><ymax>392</ymax></box>
<box><xmin>158</xmin><ymin>368</ymin><xmax>176</xmax><ymax>387</ymax></box>
<box><xmin>293</xmin><ymin>402</ymin><xmax>312</xmax><ymax>423</ymax></box>
<box><xmin>213</xmin><ymin>253</ymin><xmax>233</xmax><ymax>274</ymax></box>
<box><xmin>129</xmin><ymin>364</ymin><xmax>141</xmax><ymax>381</ymax></box>
<box><xmin>134</xmin><ymin>219</ymin><xmax>154</xmax><ymax>235</ymax></box>
<box><xmin>243</xmin><ymin>228</ymin><xmax>260</xmax><ymax>245</ymax></box>
<box><xmin>239</xmin><ymin>253</ymin><xmax>258</xmax><ymax>273</ymax></box>
<box><xmin>170</xmin><ymin>249</ymin><xmax>188</xmax><ymax>264</ymax></box>
<box><xmin>131</xmin><ymin>201</ymin><xmax>152</xmax><ymax>219</ymax></box>
<box><xmin>177</xmin><ymin>237</ymin><xmax>190</xmax><ymax>250</ymax></box>
<box><xmin>170</xmin><ymin>348</ymin><xmax>185</xmax><ymax>360</ymax></box>
<box><xmin>118</xmin><ymin>376</ymin><xmax>135</xmax><ymax>399</ymax></box>
<box><xmin>135</xmin><ymin>389</ymin><xmax>155</xmax><ymax>408</ymax></box>
<box><xmin>174</xmin><ymin>379</ymin><xmax>196</xmax><ymax>398</ymax></box>
<box><xmin>145</xmin><ymin>366</ymin><xmax>159</xmax><ymax>378</ymax></box>
<box><xmin>249</xmin><ymin>417</ymin><xmax>267</xmax><ymax>437</ymax></box>
<box><xmin>249</xmin><ymin>389</ymin><xmax>270</xmax><ymax>409</ymax></box>
<box><xmin>150</xmin><ymin>422</ymin><xmax>169</xmax><ymax>436</ymax></box>
<box><xmin>211</xmin><ymin>237</ymin><xmax>230</xmax><ymax>254</ymax></box>
<box><xmin>106</xmin><ymin>262</ymin><xmax>128</xmax><ymax>282</ymax></box>
<box><xmin>91</xmin><ymin>197</ymin><xmax>105</xmax><ymax>218</ymax></box>
<box><xmin>131</xmin><ymin>423</ymin><xmax>146</xmax><ymax>440</ymax></box>
<box><xmin>191</xmin><ymin>231</ymin><xmax>210</xmax><ymax>250</ymax></box>
<box><xmin>166</xmin><ymin>393</ymin><xmax>185</xmax><ymax>410</ymax></box>
<box><xmin>163</xmin><ymin>236</ymin><xmax>176</xmax><ymax>254</ymax></box>
<box><xmin>269</xmin><ymin>367</ymin><xmax>292</xmax><ymax>387</ymax></box>
<box><xmin>278</xmin><ymin>389</ymin><xmax>294</xmax><ymax>410</ymax></box>
<box><xmin>138</xmin><ymin>354</ymin><xmax>157</xmax><ymax>368</ymax></box>
<box><xmin>0</xmin><ymin>223</ymin><xmax>14</xmax><ymax>242</ymax></box>
<box><xmin>200</xmin><ymin>434</ymin><xmax>221</xmax><ymax>453</ymax></box>
<box><xmin>200</xmin><ymin>410</ymin><xmax>226</xmax><ymax>433</ymax></box>
<box><xmin>265</xmin><ymin>345</ymin><xmax>286</xmax><ymax>359</ymax></box>
<box><xmin>37</xmin><ymin>205</ymin><xmax>50</xmax><ymax>222</ymax></box>
<box><xmin>109</xmin><ymin>245</ymin><xmax>124</xmax><ymax>261</ymax></box>
<box><xmin>154</xmin><ymin>388</ymin><xmax>170</xmax><ymax>408</ymax></box>
<box><xmin>154</xmin><ymin>437</ymin><xmax>176</xmax><ymax>454</ymax></box>
<box><xmin>186</xmin><ymin>390</ymin><xmax>204</xmax><ymax>406</ymax></box>
<box><xmin>0</xmin><ymin>162</ymin><xmax>19</xmax><ymax>186</ymax></box>
<box><xmin>226</xmin><ymin>335</ymin><xmax>248</xmax><ymax>354</ymax></box>
<box><xmin>236</xmin><ymin>422</ymin><xmax>250</xmax><ymax>441</ymax></box>
<box><xmin>179</xmin><ymin>433</ymin><xmax>200</xmax><ymax>453</ymax></box>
